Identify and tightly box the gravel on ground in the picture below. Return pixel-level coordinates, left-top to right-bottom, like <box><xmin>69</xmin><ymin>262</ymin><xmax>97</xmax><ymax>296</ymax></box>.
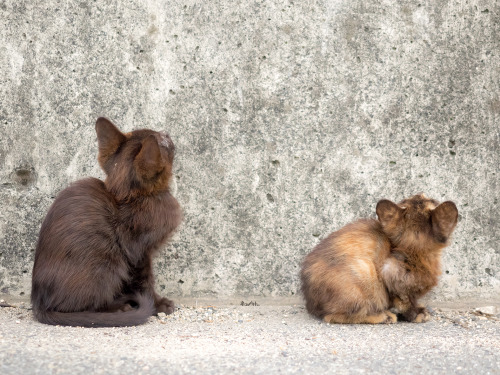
<box><xmin>0</xmin><ymin>296</ymin><xmax>499</xmax><ymax>374</ymax></box>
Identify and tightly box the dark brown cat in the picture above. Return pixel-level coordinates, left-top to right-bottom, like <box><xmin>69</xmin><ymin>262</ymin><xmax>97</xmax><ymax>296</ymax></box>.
<box><xmin>31</xmin><ymin>117</ymin><xmax>182</xmax><ymax>327</ymax></box>
<box><xmin>300</xmin><ymin>194</ymin><xmax>458</xmax><ymax>324</ymax></box>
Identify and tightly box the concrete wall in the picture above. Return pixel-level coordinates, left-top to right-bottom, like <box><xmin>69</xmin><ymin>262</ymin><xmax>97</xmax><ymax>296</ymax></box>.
<box><xmin>1</xmin><ymin>0</ymin><xmax>498</xmax><ymax>301</ymax></box>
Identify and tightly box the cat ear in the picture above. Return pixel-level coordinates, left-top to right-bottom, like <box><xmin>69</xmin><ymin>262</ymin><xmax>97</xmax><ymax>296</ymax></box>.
<box><xmin>95</xmin><ymin>118</ymin><xmax>126</xmax><ymax>162</ymax></box>
<box><xmin>135</xmin><ymin>134</ymin><xmax>163</xmax><ymax>179</ymax></box>
<box><xmin>431</xmin><ymin>201</ymin><xmax>458</xmax><ymax>242</ymax></box>
<box><xmin>376</xmin><ymin>199</ymin><xmax>404</xmax><ymax>227</ymax></box>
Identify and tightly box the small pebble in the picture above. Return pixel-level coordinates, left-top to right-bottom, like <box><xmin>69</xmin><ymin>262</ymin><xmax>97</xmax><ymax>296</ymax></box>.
<box><xmin>475</xmin><ymin>306</ymin><xmax>498</xmax><ymax>315</ymax></box>
<box><xmin>154</xmin><ymin>305</ymin><xmax>255</xmax><ymax>324</ymax></box>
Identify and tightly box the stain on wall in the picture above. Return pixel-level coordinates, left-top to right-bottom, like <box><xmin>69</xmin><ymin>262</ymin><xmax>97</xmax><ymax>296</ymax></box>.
<box><xmin>0</xmin><ymin>0</ymin><xmax>498</xmax><ymax>300</ymax></box>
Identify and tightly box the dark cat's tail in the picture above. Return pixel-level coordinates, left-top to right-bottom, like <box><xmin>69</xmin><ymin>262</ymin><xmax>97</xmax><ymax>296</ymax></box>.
<box><xmin>32</xmin><ymin>294</ymin><xmax>155</xmax><ymax>328</ymax></box>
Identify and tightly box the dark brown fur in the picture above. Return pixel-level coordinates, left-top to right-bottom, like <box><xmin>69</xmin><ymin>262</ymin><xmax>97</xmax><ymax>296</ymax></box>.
<box><xmin>300</xmin><ymin>194</ymin><xmax>458</xmax><ymax>324</ymax></box>
<box><xmin>31</xmin><ymin>118</ymin><xmax>182</xmax><ymax>327</ymax></box>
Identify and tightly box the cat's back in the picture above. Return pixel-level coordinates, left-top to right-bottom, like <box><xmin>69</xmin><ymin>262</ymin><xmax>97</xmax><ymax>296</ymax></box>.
<box><xmin>304</xmin><ymin>219</ymin><xmax>389</xmax><ymax>265</ymax></box>
<box><xmin>51</xmin><ymin>176</ymin><xmax>111</xmax><ymax>204</ymax></box>
<box><xmin>35</xmin><ymin>177</ymin><xmax>116</xmax><ymax>260</ymax></box>
<box><xmin>301</xmin><ymin>218</ymin><xmax>392</xmax><ymax>317</ymax></box>
<box><xmin>32</xmin><ymin>177</ymin><xmax>131</xmax><ymax>314</ymax></box>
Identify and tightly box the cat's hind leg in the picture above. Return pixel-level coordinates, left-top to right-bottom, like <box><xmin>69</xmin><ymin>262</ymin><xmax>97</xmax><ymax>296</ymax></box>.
<box><xmin>324</xmin><ymin>310</ymin><xmax>397</xmax><ymax>324</ymax></box>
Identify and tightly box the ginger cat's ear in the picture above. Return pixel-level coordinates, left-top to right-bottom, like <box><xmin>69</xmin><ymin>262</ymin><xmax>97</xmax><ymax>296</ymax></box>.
<box><xmin>95</xmin><ymin>118</ymin><xmax>126</xmax><ymax>165</ymax></box>
<box><xmin>376</xmin><ymin>199</ymin><xmax>404</xmax><ymax>227</ymax></box>
<box><xmin>134</xmin><ymin>134</ymin><xmax>163</xmax><ymax>180</ymax></box>
<box><xmin>431</xmin><ymin>201</ymin><xmax>458</xmax><ymax>242</ymax></box>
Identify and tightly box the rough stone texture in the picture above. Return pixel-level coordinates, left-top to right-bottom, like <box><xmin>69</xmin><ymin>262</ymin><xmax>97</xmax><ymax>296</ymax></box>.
<box><xmin>0</xmin><ymin>1</ymin><xmax>498</xmax><ymax>300</ymax></box>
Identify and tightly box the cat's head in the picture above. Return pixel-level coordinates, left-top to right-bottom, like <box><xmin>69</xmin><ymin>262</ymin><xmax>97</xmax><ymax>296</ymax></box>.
<box><xmin>376</xmin><ymin>194</ymin><xmax>458</xmax><ymax>250</ymax></box>
<box><xmin>95</xmin><ymin>117</ymin><xmax>175</xmax><ymax>201</ymax></box>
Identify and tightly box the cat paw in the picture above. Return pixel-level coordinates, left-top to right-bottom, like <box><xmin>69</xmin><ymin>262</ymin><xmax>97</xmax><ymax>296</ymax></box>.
<box><xmin>384</xmin><ymin>311</ymin><xmax>398</xmax><ymax>324</ymax></box>
<box><xmin>155</xmin><ymin>297</ymin><xmax>176</xmax><ymax>315</ymax></box>
<box><xmin>413</xmin><ymin>308</ymin><xmax>430</xmax><ymax>323</ymax></box>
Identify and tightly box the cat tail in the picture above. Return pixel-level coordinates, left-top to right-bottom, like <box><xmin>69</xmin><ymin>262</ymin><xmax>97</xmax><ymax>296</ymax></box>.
<box><xmin>32</xmin><ymin>294</ymin><xmax>155</xmax><ymax>328</ymax></box>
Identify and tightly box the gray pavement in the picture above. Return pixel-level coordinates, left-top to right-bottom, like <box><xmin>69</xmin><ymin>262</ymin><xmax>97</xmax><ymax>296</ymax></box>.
<box><xmin>0</xmin><ymin>296</ymin><xmax>499</xmax><ymax>374</ymax></box>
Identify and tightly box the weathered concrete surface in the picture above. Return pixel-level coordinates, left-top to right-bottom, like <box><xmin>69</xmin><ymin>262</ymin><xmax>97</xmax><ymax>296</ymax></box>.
<box><xmin>0</xmin><ymin>1</ymin><xmax>498</xmax><ymax>300</ymax></box>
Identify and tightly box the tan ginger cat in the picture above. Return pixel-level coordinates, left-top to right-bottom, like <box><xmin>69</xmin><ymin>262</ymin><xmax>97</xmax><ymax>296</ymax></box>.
<box><xmin>300</xmin><ymin>194</ymin><xmax>458</xmax><ymax>324</ymax></box>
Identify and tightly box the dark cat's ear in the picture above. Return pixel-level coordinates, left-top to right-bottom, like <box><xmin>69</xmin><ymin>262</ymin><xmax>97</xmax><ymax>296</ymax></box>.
<box><xmin>431</xmin><ymin>201</ymin><xmax>458</xmax><ymax>242</ymax></box>
<box><xmin>376</xmin><ymin>199</ymin><xmax>404</xmax><ymax>227</ymax></box>
<box><xmin>134</xmin><ymin>134</ymin><xmax>163</xmax><ymax>179</ymax></box>
<box><xmin>95</xmin><ymin>118</ymin><xmax>126</xmax><ymax>164</ymax></box>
